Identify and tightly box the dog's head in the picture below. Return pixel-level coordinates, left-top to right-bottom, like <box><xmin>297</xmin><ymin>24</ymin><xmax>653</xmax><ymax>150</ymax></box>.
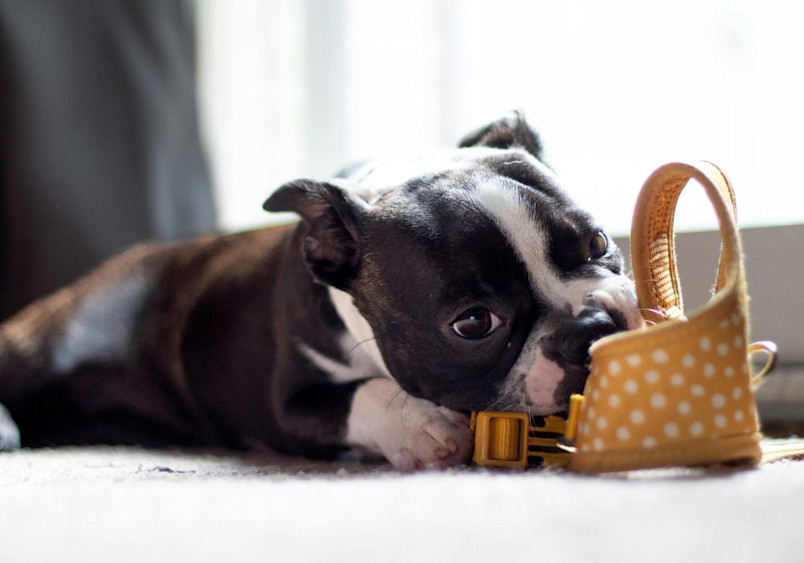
<box><xmin>265</xmin><ymin>112</ymin><xmax>643</xmax><ymax>415</ymax></box>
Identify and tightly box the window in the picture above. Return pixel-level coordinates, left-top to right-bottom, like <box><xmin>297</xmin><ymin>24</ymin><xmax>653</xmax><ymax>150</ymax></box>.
<box><xmin>198</xmin><ymin>0</ymin><xmax>804</xmax><ymax>234</ymax></box>
<box><xmin>197</xmin><ymin>0</ymin><xmax>804</xmax><ymax>364</ymax></box>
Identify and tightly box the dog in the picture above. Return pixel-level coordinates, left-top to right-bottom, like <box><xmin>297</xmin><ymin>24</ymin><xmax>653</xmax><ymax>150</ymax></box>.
<box><xmin>0</xmin><ymin>112</ymin><xmax>643</xmax><ymax>469</ymax></box>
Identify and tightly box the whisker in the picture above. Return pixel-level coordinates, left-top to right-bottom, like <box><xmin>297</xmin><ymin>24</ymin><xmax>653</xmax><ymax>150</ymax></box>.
<box><xmin>639</xmin><ymin>308</ymin><xmax>669</xmax><ymax>319</ymax></box>
<box><xmin>345</xmin><ymin>336</ymin><xmax>377</xmax><ymax>358</ymax></box>
<box><xmin>484</xmin><ymin>391</ymin><xmax>507</xmax><ymax>412</ymax></box>
<box><xmin>485</xmin><ymin>382</ymin><xmax>529</xmax><ymax>414</ymax></box>
<box><xmin>385</xmin><ymin>388</ymin><xmax>406</xmax><ymax>410</ymax></box>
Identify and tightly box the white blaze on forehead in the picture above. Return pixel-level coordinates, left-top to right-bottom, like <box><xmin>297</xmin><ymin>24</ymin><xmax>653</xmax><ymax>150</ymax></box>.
<box><xmin>468</xmin><ymin>177</ymin><xmax>566</xmax><ymax>309</ymax></box>
<box><xmin>349</xmin><ymin>147</ymin><xmax>505</xmax><ymax>201</ymax></box>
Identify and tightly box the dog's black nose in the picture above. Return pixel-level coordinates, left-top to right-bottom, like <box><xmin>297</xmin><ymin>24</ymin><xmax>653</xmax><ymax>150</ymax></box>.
<box><xmin>555</xmin><ymin>308</ymin><xmax>619</xmax><ymax>365</ymax></box>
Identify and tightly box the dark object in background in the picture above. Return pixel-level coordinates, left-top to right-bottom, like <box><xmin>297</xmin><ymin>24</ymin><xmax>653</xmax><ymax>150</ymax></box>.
<box><xmin>0</xmin><ymin>0</ymin><xmax>216</xmax><ymax>318</ymax></box>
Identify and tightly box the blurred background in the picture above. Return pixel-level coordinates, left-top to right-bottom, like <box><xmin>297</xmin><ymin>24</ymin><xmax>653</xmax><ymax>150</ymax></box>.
<box><xmin>197</xmin><ymin>0</ymin><xmax>804</xmax><ymax>413</ymax></box>
<box><xmin>197</xmin><ymin>0</ymin><xmax>804</xmax><ymax>235</ymax></box>
<box><xmin>0</xmin><ymin>0</ymin><xmax>802</xmax><ymax>427</ymax></box>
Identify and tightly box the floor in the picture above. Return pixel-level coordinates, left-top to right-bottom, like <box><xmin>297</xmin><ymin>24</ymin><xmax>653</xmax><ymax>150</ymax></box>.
<box><xmin>2</xmin><ymin>443</ymin><xmax>803</xmax><ymax>563</ymax></box>
<box><xmin>0</xmin><ymin>368</ymin><xmax>800</xmax><ymax>563</ymax></box>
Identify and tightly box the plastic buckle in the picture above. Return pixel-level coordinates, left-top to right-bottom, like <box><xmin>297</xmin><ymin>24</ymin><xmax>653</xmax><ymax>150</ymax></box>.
<box><xmin>471</xmin><ymin>411</ymin><xmax>570</xmax><ymax>469</ymax></box>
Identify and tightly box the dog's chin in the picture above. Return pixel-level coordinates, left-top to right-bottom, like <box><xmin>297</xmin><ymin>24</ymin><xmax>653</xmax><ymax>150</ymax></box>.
<box><xmin>523</xmin><ymin>350</ymin><xmax>589</xmax><ymax>415</ymax></box>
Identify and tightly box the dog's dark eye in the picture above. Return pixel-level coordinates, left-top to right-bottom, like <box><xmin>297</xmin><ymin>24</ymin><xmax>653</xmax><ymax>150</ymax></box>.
<box><xmin>451</xmin><ymin>307</ymin><xmax>502</xmax><ymax>340</ymax></box>
<box><xmin>588</xmin><ymin>232</ymin><xmax>608</xmax><ymax>261</ymax></box>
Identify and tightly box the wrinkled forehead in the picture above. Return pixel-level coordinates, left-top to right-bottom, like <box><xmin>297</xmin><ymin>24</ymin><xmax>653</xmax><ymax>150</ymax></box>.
<box><xmin>355</xmin><ymin>147</ymin><xmax>599</xmax><ymax>306</ymax></box>
<box><xmin>349</xmin><ymin>147</ymin><xmax>553</xmax><ymax>199</ymax></box>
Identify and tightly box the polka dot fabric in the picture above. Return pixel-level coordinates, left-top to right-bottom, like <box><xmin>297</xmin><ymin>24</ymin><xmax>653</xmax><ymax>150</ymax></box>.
<box><xmin>568</xmin><ymin>162</ymin><xmax>764</xmax><ymax>473</ymax></box>
<box><xmin>571</xmin><ymin>290</ymin><xmax>761</xmax><ymax>472</ymax></box>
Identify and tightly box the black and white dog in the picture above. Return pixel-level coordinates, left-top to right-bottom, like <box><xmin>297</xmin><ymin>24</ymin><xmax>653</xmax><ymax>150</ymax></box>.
<box><xmin>0</xmin><ymin>112</ymin><xmax>642</xmax><ymax>469</ymax></box>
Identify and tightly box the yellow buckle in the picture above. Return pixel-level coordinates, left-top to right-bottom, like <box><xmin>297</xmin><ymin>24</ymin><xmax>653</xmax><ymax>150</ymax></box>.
<box><xmin>471</xmin><ymin>411</ymin><xmax>570</xmax><ymax>469</ymax></box>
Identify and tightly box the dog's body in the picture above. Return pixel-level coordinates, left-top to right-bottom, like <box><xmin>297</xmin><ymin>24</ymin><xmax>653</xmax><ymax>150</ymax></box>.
<box><xmin>0</xmin><ymin>114</ymin><xmax>642</xmax><ymax>469</ymax></box>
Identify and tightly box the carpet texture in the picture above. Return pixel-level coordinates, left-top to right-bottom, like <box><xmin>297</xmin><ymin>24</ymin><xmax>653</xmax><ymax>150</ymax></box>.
<box><xmin>2</xmin><ymin>445</ymin><xmax>803</xmax><ymax>563</ymax></box>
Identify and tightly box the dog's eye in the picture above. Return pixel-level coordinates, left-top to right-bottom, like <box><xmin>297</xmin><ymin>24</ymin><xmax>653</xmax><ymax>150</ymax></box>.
<box><xmin>588</xmin><ymin>232</ymin><xmax>608</xmax><ymax>261</ymax></box>
<box><xmin>451</xmin><ymin>307</ymin><xmax>503</xmax><ymax>339</ymax></box>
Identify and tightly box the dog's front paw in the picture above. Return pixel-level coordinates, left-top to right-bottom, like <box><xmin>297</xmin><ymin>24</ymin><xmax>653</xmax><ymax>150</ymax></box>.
<box><xmin>347</xmin><ymin>379</ymin><xmax>472</xmax><ymax>470</ymax></box>
<box><xmin>381</xmin><ymin>395</ymin><xmax>472</xmax><ymax>471</ymax></box>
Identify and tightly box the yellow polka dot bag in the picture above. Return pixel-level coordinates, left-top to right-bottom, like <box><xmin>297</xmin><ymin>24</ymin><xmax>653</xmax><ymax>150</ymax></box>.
<box><xmin>565</xmin><ymin>161</ymin><xmax>778</xmax><ymax>473</ymax></box>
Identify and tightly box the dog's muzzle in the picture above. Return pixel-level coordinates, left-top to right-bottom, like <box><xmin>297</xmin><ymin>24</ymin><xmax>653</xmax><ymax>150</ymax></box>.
<box><xmin>545</xmin><ymin>307</ymin><xmax>623</xmax><ymax>367</ymax></box>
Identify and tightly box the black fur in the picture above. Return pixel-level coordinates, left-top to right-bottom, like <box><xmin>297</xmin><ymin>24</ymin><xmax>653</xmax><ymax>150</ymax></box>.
<box><xmin>0</xmin><ymin>113</ymin><xmax>634</xmax><ymax>467</ymax></box>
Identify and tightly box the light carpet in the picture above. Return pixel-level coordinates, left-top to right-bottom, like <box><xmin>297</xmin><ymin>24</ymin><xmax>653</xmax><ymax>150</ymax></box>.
<box><xmin>1</xmin><ymin>445</ymin><xmax>803</xmax><ymax>563</ymax></box>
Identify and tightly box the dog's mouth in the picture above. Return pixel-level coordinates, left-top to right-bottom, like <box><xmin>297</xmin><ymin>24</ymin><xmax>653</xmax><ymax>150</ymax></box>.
<box><xmin>522</xmin><ymin>306</ymin><xmax>629</xmax><ymax>414</ymax></box>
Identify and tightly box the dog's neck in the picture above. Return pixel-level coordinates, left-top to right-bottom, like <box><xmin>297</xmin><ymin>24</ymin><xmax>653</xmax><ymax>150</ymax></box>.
<box><xmin>327</xmin><ymin>287</ymin><xmax>390</xmax><ymax>378</ymax></box>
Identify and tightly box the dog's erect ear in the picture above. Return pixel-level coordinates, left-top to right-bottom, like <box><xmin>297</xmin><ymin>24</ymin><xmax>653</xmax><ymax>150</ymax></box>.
<box><xmin>264</xmin><ymin>180</ymin><xmax>367</xmax><ymax>290</ymax></box>
<box><xmin>458</xmin><ymin>110</ymin><xmax>545</xmax><ymax>162</ymax></box>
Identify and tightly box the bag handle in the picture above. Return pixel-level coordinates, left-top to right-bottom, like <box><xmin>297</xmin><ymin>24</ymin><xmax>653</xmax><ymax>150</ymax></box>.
<box><xmin>630</xmin><ymin>161</ymin><xmax>747</xmax><ymax>324</ymax></box>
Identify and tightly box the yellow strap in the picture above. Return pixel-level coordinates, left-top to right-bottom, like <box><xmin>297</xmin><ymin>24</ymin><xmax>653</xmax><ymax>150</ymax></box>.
<box><xmin>630</xmin><ymin>161</ymin><xmax>747</xmax><ymax>325</ymax></box>
<box><xmin>761</xmin><ymin>438</ymin><xmax>804</xmax><ymax>464</ymax></box>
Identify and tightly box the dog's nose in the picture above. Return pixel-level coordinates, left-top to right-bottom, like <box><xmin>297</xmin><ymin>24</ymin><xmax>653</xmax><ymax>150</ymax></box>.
<box><xmin>556</xmin><ymin>308</ymin><xmax>619</xmax><ymax>365</ymax></box>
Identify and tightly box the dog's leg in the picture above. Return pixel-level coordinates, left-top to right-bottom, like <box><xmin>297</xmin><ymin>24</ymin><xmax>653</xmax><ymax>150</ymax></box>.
<box><xmin>346</xmin><ymin>378</ymin><xmax>473</xmax><ymax>470</ymax></box>
<box><xmin>0</xmin><ymin>286</ymin><xmax>84</xmax><ymax>416</ymax></box>
<box><xmin>0</xmin><ymin>245</ymin><xmax>162</xmax><ymax>444</ymax></box>
<box><xmin>0</xmin><ymin>246</ymin><xmax>156</xmax><ymax>391</ymax></box>
<box><xmin>0</xmin><ymin>286</ymin><xmax>79</xmax><ymax>449</ymax></box>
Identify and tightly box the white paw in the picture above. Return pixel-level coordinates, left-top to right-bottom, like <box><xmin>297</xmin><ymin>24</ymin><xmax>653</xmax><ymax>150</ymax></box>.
<box><xmin>347</xmin><ymin>379</ymin><xmax>472</xmax><ymax>470</ymax></box>
<box><xmin>0</xmin><ymin>403</ymin><xmax>20</xmax><ymax>451</ymax></box>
